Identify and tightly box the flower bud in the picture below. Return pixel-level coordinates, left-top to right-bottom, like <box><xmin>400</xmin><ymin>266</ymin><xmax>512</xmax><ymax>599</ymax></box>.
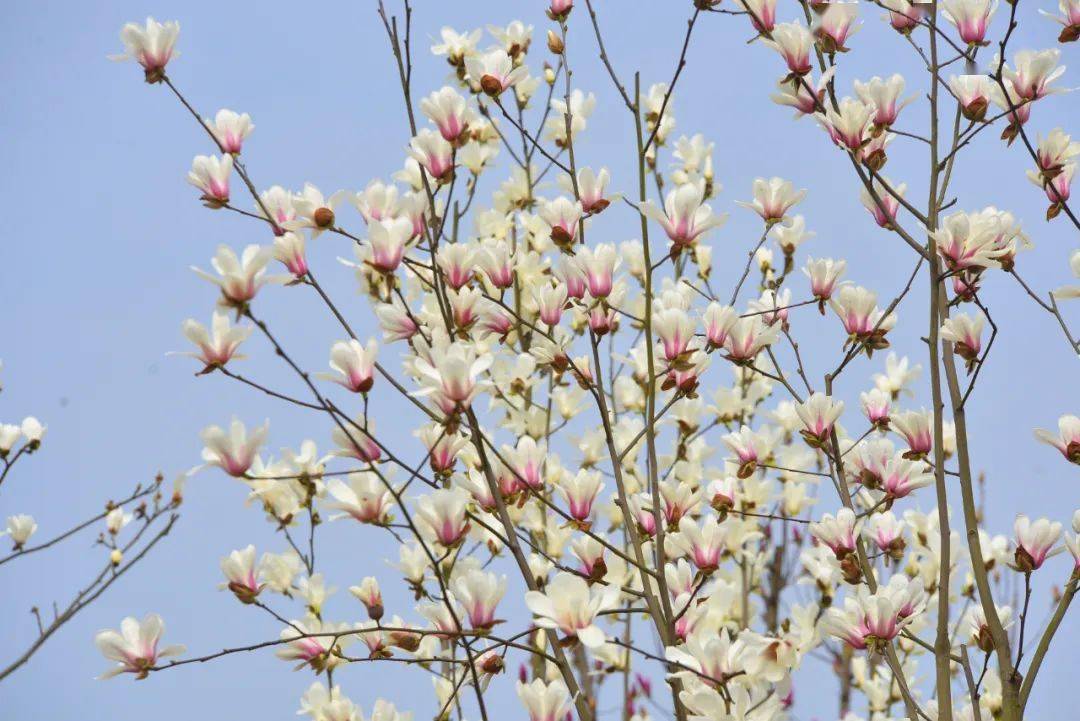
<box><xmin>546</xmin><ymin>30</ymin><xmax>564</xmax><ymax>54</ymax></box>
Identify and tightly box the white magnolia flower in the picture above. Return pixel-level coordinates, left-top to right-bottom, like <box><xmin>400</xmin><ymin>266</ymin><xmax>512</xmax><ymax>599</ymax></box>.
<box><xmin>523</xmin><ymin>572</ymin><xmax>620</xmax><ymax>647</ymax></box>
<box><xmin>95</xmin><ymin>613</ymin><xmax>185</xmax><ymax>679</ymax></box>
<box><xmin>109</xmin><ymin>18</ymin><xmax>179</xmax><ymax>81</ymax></box>
<box><xmin>2</xmin><ymin>514</ymin><xmax>37</xmax><ymax>548</ymax></box>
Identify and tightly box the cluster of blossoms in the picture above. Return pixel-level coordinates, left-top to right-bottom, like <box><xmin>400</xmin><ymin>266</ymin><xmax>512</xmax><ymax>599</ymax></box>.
<box><xmin>94</xmin><ymin>5</ymin><xmax>1080</xmax><ymax>721</ymax></box>
<box><xmin>0</xmin><ymin>362</ymin><xmax>181</xmax><ymax>682</ymax></box>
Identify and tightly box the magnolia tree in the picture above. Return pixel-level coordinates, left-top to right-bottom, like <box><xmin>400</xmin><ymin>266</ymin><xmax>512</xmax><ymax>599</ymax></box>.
<box><xmin>99</xmin><ymin>1</ymin><xmax>1080</xmax><ymax>720</ymax></box>
<box><xmin>0</xmin><ymin>364</ymin><xmax>180</xmax><ymax>682</ymax></box>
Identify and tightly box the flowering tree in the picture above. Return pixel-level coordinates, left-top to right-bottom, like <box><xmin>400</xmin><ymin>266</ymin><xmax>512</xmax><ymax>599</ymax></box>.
<box><xmin>100</xmin><ymin>2</ymin><xmax>1080</xmax><ymax>720</ymax></box>
<box><xmin>0</xmin><ymin>364</ymin><xmax>180</xmax><ymax>682</ymax></box>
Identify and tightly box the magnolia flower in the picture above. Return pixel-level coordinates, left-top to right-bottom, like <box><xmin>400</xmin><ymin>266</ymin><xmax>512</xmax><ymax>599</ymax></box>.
<box><xmin>933</xmin><ymin>210</ymin><xmax>1006</xmax><ymax>271</ymax></box>
<box><xmin>454</xmin><ymin>568</ymin><xmax>506</xmax><ymax>630</ymax></box>
<box><xmin>408</xmin><ymin>129</ymin><xmax>455</xmax><ymax>183</ymax></box>
<box><xmin>180</xmin><ymin>311</ymin><xmax>251</xmax><ymax>370</ymax></box>
<box><xmin>273</xmin><ymin>231</ymin><xmax>308</xmax><ymax>278</ymax></box>
<box><xmin>318</xmin><ymin>339</ymin><xmax>378</xmax><ymax>394</ymax></box>
<box><xmin>668</xmin><ymin>515</ymin><xmax>728</xmax><ymax>572</ymax></box>
<box><xmin>0</xmin><ymin>425</ymin><xmax>21</xmax><ymax>456</ymax></box>
<box><xmin>764</xmin><ymin>22</ymin><xmax>814</xmax><ymax>76</ymax></box>
<box><xmin>892</xmin><ymin>409</ymin><xmax>932</xmax><ymax>459</ymax></box>
<box><xmin>879</xmin><ymin>457</ymin><xmax>934</xmax><ymax>499</ymax></box>
<box><xmin>415</xmin><ymin>488</ymin><xmax>471</xmax><ymax>547</ymax></box>
<box><xmin>949</xmin><ymin>74</ymin><xmax>995</xmax><ymax>121</ymax></box>
<box><xmin>523</xmin><ymin>572</ymin><xmax>620</xmax><ymax>647</ymax></box>
<box><xmin>207</xmin><ymin>109</ymin><xmax>254</xmax><ymax>154</ymax></box>
<box><xmin>556</xmin><ymin>469</ymin><xmax>603</xmax><ymax>524</ymax></box>
<box><xmin>940</xmin><ymin>313</ymin><xmax>985</xmax><ymax>366</ymax></box>
<box><xmin>1012</xmin><ymin>515</ymin><xmax>1063</xmax><ymax>571</ymax></box>
<box><xmin>186</xmin><ymin>154</ymin><xmax>233</xmax><ymax>208</ymax></box>
<box><xmin>431</xmin><ymin>27</ymin><xmax>482</xmax><ymax>66</ymax></box>
<box><xmin>1041</xmin><ymin>0</ymin><xmax>1080</xmax><ymax>42</ymax></box>
<box><xmin>771</xmin><ymin>67</ymin><xmax>834</xmax><ymax>116</ymax></box>
<box><xmin>376</xmin><ymin>303</ymin><xmax>419</xmax><ymax>343</ymax></box>
<box><xmin>655</xmin><ymin>307</ymin><xmax>696</xmax><ymax>363</ymax></box>
<box><xmin>465</xmin><ymin>49</ymin><xmax>526</xmax><ymax>96</ymax></box>
<box><xmin>1028</xmin><ymin>163</ymin><xmax>1075</xmax><ymax>216</ymax></box>
<box><xmin>420</xmin><ymin>86</ymin><xmax>471</xmax><ymax>143</ymax></box>
<box><xmin>106</xmin><ymin>507</ymin><xmax>133</xmax><ymax>535</ymax></box>
<box><xmin>768</xmin><ymin>216</ymin><xmax>814</xmax><ymax>258</ymax></box>
<box><xmin>1034</xmin><ymin>414</ymin><xmax>1080</xmax><ymax>464</ymax></box>
<box><xmin>737</xmin><ymin>177</ymin><xmax>807</xmax><ymax>225</ymax></box>
<box><xmin>642</xmin><ymin>180</ymin><xmax>727</xmax><ymax>250</ymax></box>
<box><xmin>329</xmin><ymin>418</ymin><xmax>381</xmax><ymax>464</ymax></box>
<box><xmin>860</xmin><ymin>178</ymin><xmax>905</xmax><ymax>228</ymax></box>
<box><xmin>1001</xmin><ymin>49</ymin><xmax>1066</xmax><ymax>101</ymax></box>
<box><xmin>353</xmin><ymin>180</ymin><xmax>399</xmax><ymax>224</ymax></box>
<box><xmin>744</xmin><ymin>0</ymin><xmax>778</xmax><ymax>33</ymax></box>
<box><xmin>201</xmin><ymin>418</ymin><xmax>268</xmax><ymax>477</ymax></box>
<box><xmin>220</xmin><ymin>545</ymin><xmax>262</xmax><ymax>603</ymax></box>
<box><xmin>535</xmin><ymin>283</ymin><xmax>569</xmax><ymax>326</ymax></box>
<box><xmin>813</xmin><ymin>2</ymin><xmax>860</xmax><ymax>53</ymax></box>
<box><xmin>477</xmin><ymin>240</ymin><xmax>515</xmax><ymax>289</ymax></box>
<box><xmin>291</xmin><ymin>183</ymin><xmax>351</xmax><ymax>236</ymax></box>
<box><xmin>3</xmin><ymin>514</ymin><xmax>37</xmax><ymax>549</ymax></box>
<box><xmin>962</xmin><ymin>605</ymin><xmax>1014</xmax><ymax>655</ymax></box>
<box><xmin>831</xmin><ymin>285</ymin><xmax>895</xmax><ymax>346</ymax></box>
<box><xmin>868</xmin><ymin>511</ymin><xmax>906</xmax><ymax>557</ymax></box>
<box><xmin>366</xmin><ymin>217</ymin><xmax>414</xmax><ymax>274</ymax></box>
<box><xmin>413</xmin><ymin>342</ymin><xmax>492</xmax><ymax>411</ymax></box>
<box><xmin>811</xmin><ymin>508</ymin><xmax>862</xmax><ymax>559</ymax></box>
<box><xmin>723</xmin><ymin>317</ymin><xmax>781</xmax><ymax>364</ymax></box>
<box><xmin>861</xmin><ymin>388</ymin><xmax>892</xmax><ymax>428</ymax></box>
<box><xmin>819</xmin><ymin>97</ymin><xmax>874</xmax><ymax>151</ymax></box>
<box><xmin>854</xmin><ymin>74</ymin><xmax>909</xmax><ymax>128</ymax></box>
<box><xmin>804</xmin><ymin>257</ymin><xmax>847</xmax><ymax>303</ymax></box>
<box><xmin>548</xmin><ymin>0</ymin><xmax>574</xmax><ymax>20</ymax></box>
<box><xmin>257</xmin><ymin>185</ymin><xmax>297</xmax><ymax>233</ymax></box>
<box><xmin>191</xmin><ymin>244</ymin><xmax>273</xmax><ymax>307</ymax></box>
<box><xmin>417</xmin><ymin>424</ymin><xmax>471</xmax><ymax>478</ymax></box>
<box><xmin>883</xmin><ymin>0</ymin><xmax>925</xmax><ymax>32</ymax></box>
<box><xmin>546</xmin><ymin>90</ymin><xmax>597</xmax><ymax>147</ymax></box>
<box><xmin>991</xmin><ymin>80</ymin><xmax>1032</xmax><ymax>140</ymax></box>
<box><xmin>276</xmin><ymin>616</ymin><xmax>352</xmax><ymax>672</ymax></box>
<box><xmin>822</xmin><ymin>587</ymin><xmax>912</xmax><ymax>652</ymax></box>
<box><xmin>722</xmin><ymin>425</ymin><xmax>768</xmax><ymax>477</ymax></box>
<box><xmin>539</xmin><ymin>196</ymin><xmax>584</xmax><ymax>248</ymax></box>
<box><xmin>324</xmin><ymin>472</ymin><xmax>394</xmax><ymax>524</ymax></box>
<box><xmin>502</xmin><ymin>436</ymin><xmax>546</xmax><ymax>490</ymax></box>
<box><xmin>517</xmin><ymin>679</ymin><xmax>571</xmax><ymax>721</ymax></box>
<box><xmin>942</xmin><ymin>0</ymin><xmax>997</xmax><ymax>45</ymax></box>
<box><xmin>574</xmin><ymin>167</ymin><xmax>613</xmax><ymax>214</ymax></box>
<box><xmin>349</xmin><ymin>577</ymin><xmax>383</xmax><ymax>621</ymax></box>
<box><xmin>794</xmin><ymin>392</ymin><xmax>844</xmax><ymax>447</ymax></box>
<box><xmin>1034</xmin><ymin>128</ymin><xmax>1080</xmax><ymax>179</ymax></box>
<box><xmin>437</xmin><ymin>243</ymin><xmax>476</xmax><ymax>290</ymax></box>
<box><xmin>575</xmin><ymin>243</ymin><xmax>619</xmax><ymax>299</ymax></box>
<box><xmin>95</xmin><ymin>613</ymin><xmax>184</xmax><ymax>679</ymax></box>
<box><xmin>488</xmin><ymin>20</ymin><xmax>533</xmax><ymax>59</ymax></box>
<box><xmin>110</xmin><ymin>18</ymin><xmax>179</xmax><ymax>82</ymax></box>
<box><xmin>704</xmin><ymin>303</ymin><xmax>738</xmax><ymax>348</ymax></box>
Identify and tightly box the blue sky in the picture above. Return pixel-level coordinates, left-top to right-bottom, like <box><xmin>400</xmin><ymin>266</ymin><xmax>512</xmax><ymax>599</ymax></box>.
<box><xmin>1</xmin><ymin>1</ymin><xmax>1077</xmax><ymax>719</ymax></box>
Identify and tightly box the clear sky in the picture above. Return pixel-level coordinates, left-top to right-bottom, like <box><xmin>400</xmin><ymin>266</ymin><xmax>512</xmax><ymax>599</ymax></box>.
<box><xmin>1</xmin><ymin>1</ymin><xmax>1077</xmax><ymax>719</ymax></box>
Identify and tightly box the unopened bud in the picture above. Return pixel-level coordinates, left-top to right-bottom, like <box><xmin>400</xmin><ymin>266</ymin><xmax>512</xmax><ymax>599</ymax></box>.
<box><xmin>110</xmin><ymin>549</ymin><xmax>123</xmax><ymax>566</ymax></box>
<box><xmin>547</xmin><ymin>30</ymin><xmax>564</xmax><ymax>55</ymax></box>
